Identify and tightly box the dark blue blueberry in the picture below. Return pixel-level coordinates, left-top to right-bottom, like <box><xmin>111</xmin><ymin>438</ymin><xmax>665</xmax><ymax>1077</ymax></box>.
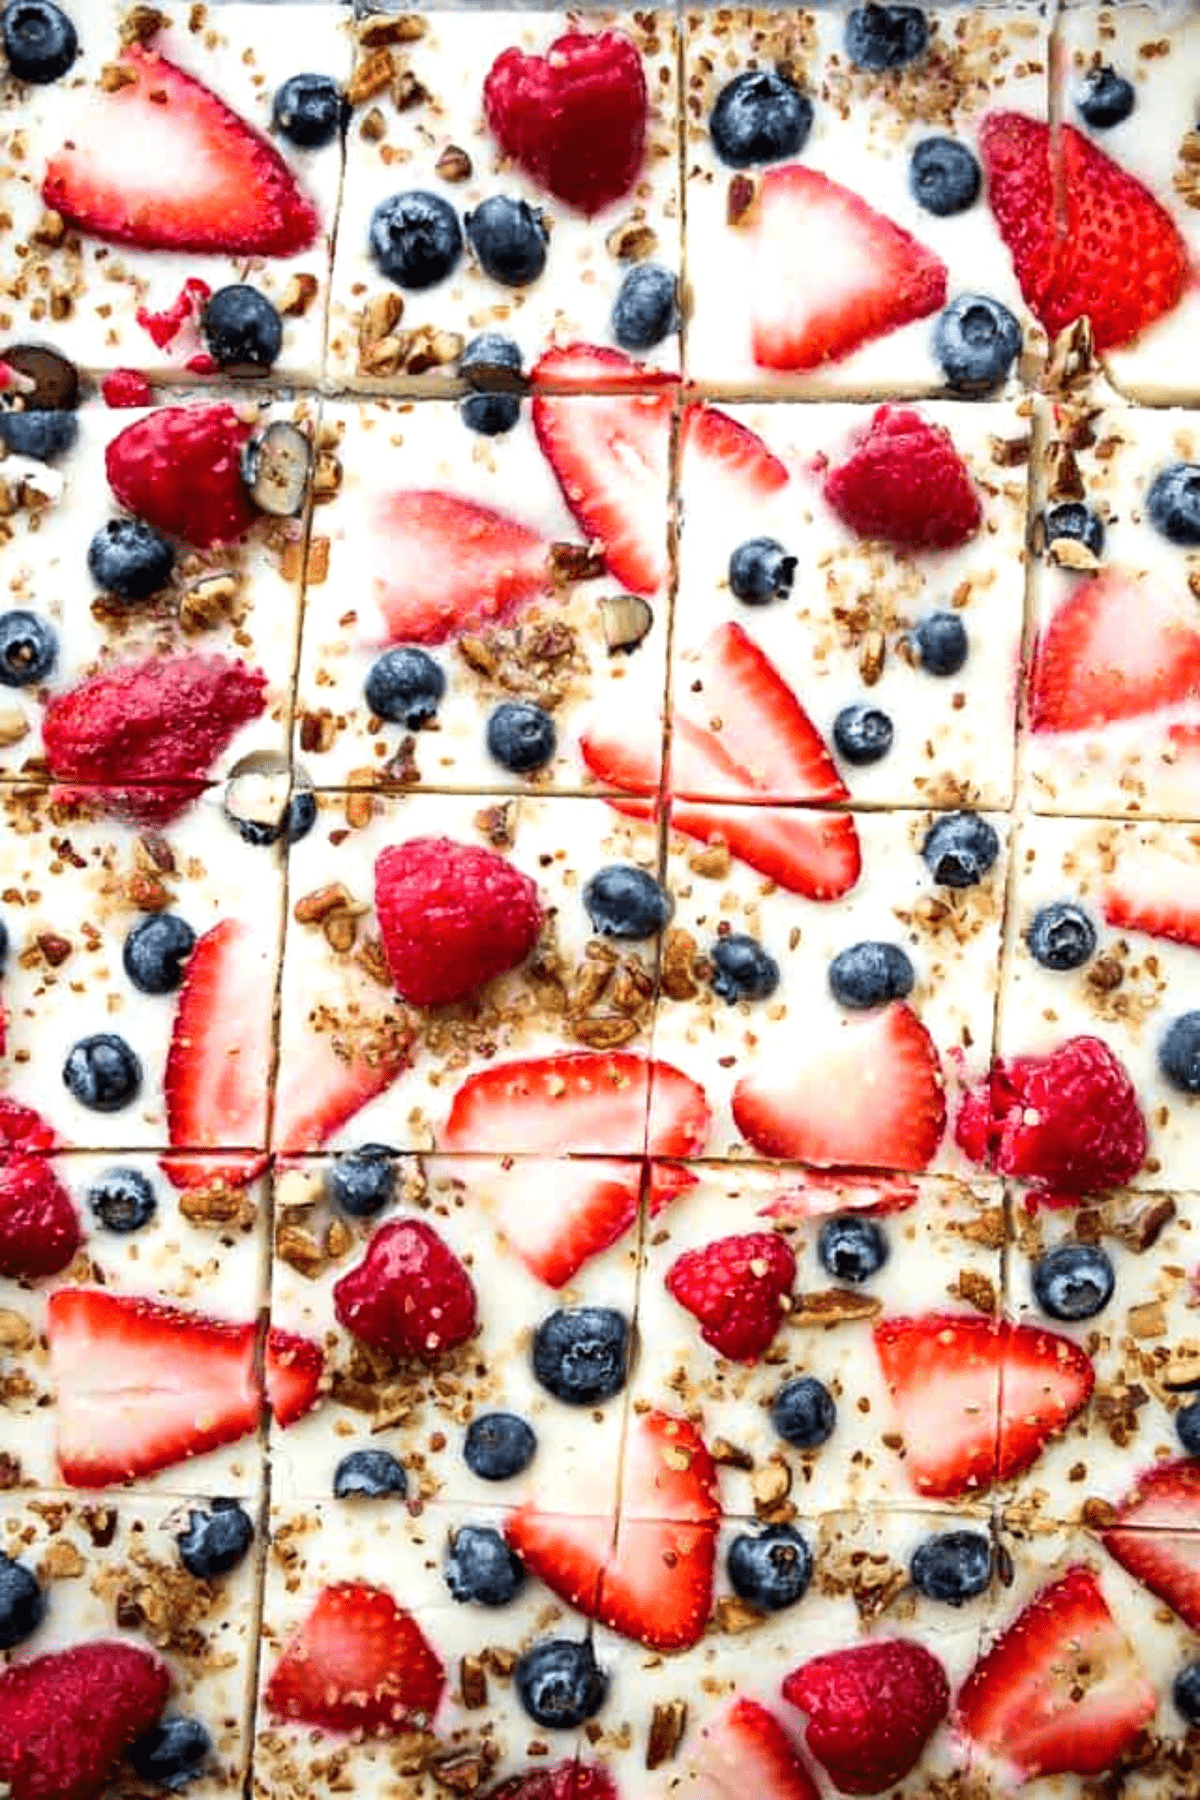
<box><xmin>1044</xmin><ymin>502</ymin><xmax>1105</xmax><ymax>559</ymax></box>
<box><xmin>123</xmin><ymin>914</ymin><xmax>196</xmax><ymax>995</ymax></box>
<box><xmin>1</xmin><ymin>1</ymin><xmax>76</xmax><ymax>82</ymax></box>
<box><xmin>1147</xmin><ymin>464</ymin><xmax>1200</xmax><ymax>546</ymax></box>
<box><xmin>128</xmin><ymin>1718</ymin><xmax>212</xmax><ymax>1792</ymax></box>
<box><xmin>0</xmin><ymin>610</ymin><xmax>56</xmax><ymax>686</ymax></box>
<box><xmin>1026</xmin><ymin>901</ymin><xmax>1096</xmax><ymax>972</ymax></box>
<box><xmin>612</xmin><ymin>263</ymin><xmax>679</xmax><ymax>351</ymax></box>
<box><xmin>921</xmin><ymin>812</ymin><xmax>999</xmax><ymax>888</ymax></box>
<box><xmin>910</xmin><ymin>1530</ymin><xmax>993</xmax><ymax>1605</ymax></box>
<box><xmin>771</xmin><ymin>1375</ymin><xmax>836</xmax><ymax>1449</ymax></box>
<box><xmin>272</xmin><ymin>73</ymin><xmax>344</xmax><ymax>148</ymax></box>
<box><xmin>514</xmin><ymin>1637</ymin><xmax>607</xmax><ymax>1728</ymax></box>
<box><xmin>833</xmin><ymin>703</ymin><xmax>893</xmax><ymax>766</ymax></box>
<box><xmin>87</xmin><ymin>1167</ymin><xmax>157</xmax><ymax>1234</ymax></box>
<box><xmin>460</xmin><ymin>333</ymin><xmax>524</xmax><ymax>391</ymax></box>
<box><xmin>708</xmin><ymin>934</ymin><xmax>780</xmax><ymax>1004</ymax></box>
<box><xmin>0</xmin><ymin>409</ymin><xmax>77</xmax><ymax>462</ymax></box>
<box><xmin>909</xmin><ymin>136</ymin><xmax>980</xmax><ymax>215</ymax></box>
<box><xmin>583</xmin><ymin>865</ymin><xmax>671</xmax><ymax>940</ymax></box>
<box><xmin>913</xmin><ymin>610</ymin><xmax>968</xmax><ymax>676</ymax></box>
<box><xmin>845</xmin><ymin>4</ymin><xmax>928</xmax><ymax>70</ymax></box>
<box><xmin>729</xmin><ymin>537</ymin><xmax>796</xmax><ymax>606</ymax></box>
<box><xmin>0</xmin><ymin>1551</ymin><xmax>45</xmax><ymax>1649</ymax></box>
<box><xmin>202</xmin><ymin>286</ymin><xmax>282</xmax><ymax>370</ymax></box>
<box><xmin>0</xmin><ymin>917</ymin><xmax>7</xmax><ymax>971</ymax></box>
<box><xmin>87</xmin><ymin>518</ymin><xmax>174</xmax><ymax>603</ymax></box>
<box><xmin>465</xmin><ymin>196</ymin><xmax>548</xmax><ymax>288</ymax></box>
<box><xmin>333</xmin><ymin>1448</ymin><xmax>408</xmax><ymax>1499</ymax></box>
<box><xmin>1075</xmin><ymin>65</ymin><xmax>1134</xmax><ymax>130</ymax></box>
<box><xmin>461</xmin><ymin>392</ymin><xmax>521</xmax><ymax>436</ymax></box>
<box><xmin>445</xmin><ymin>1525</ymin><xmax>526</xmax><ymax>1606</ymax></box>
<box><xmin>726</xmin><ymin>1524</ymin><xmax>813</xmax><ymax>1612</ymax></box>
<box><xmin>286</xmin><ymin>789</ymin><xmax>317</xmax><ymax>844</ymax></box>
<box><xmin>709</xmin><ymin>69</ymin><xmax>813</xmax><ymax>169</ymax></box>
<box><xmin>370</xmin><ymin>191</ymin><xmax>463</xmax><ymax>290</ymax></box>
<box><xmin>532</xmin><ymin>1307</ymin><xmax>629</xmax><ymax>1406</ymax></box>
<box><xmin>828</xmin><ymin>941</ymin><xmax>914</xmax><ymax>1010</ymax></box>
<box><xmin>1174</xmin><ymin>1659</ymin><xmax>1200</xmax><ymax>1725</ymax></box>
<box><xmin>329</xmin><ymin>1145</ymin><xmax>396</xmax><ymax>1218</ymax></box>
<box><xmin>1177</xmin><ymin>1400</ymin><xmax>1200</xmax><ymax>1458</ymax></box>
<box><xmin>1031</xmin><ymin>1242</ymin><xmax>1115</xmax><ymax>1321</ymax></box>
<box><xmin>63</xmin><ymin>1034</ymin><xmax>141</xmax><ymax>1112</ymax></box>
<box><xmin>818</xmin><ymin>1215</ymin><xmax>889</xmax><ymax>1284</ymax></box>
<box><xmin>463</xmin><ymin>1412</ymin><xmax>537</xmax><ymax>1481</ymax></box>
<box><xmin>364</xmin><ymin>647</ymin><xmax>445</xmax><ymax>729</ymax></box>
<box><xmin>177</xmin><ymin>1500</ymin><xmax>254</xmax><ymax>1579</ymax></box>
<box><xmin>486</xmin><ymin>700</ymin><xmax>556</xmax><ymax>773</ymax></box>
<box><xmin>1160</xmin><ymin>1013</ymin><xmax>1200</xmax><ymax>1095</ymax></box>
<box><xmin>933</xmin><ymin>295</ymin><xmax>1022</xmax><ymax>393</ymax></box>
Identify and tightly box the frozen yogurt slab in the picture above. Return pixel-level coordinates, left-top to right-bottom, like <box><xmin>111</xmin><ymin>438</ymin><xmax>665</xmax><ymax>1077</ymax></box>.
<box><xmin>292</xmin><ymin>396</ymin><xmax>669</xmax><ymax>796</ymax></box>
<box><xmin>683</xmin><ymin>5</ymin><xmax>1049</xmax><ymax>398</ymax></box>
<box><xmin>328</xmin><ymin>10</ymin><xmax>679</xmax><ymax>393</ymax></box>
<box><xmin>0</xmin><ymin>2</ymin><xmax>349</xmax><ymax>385</ymax></box>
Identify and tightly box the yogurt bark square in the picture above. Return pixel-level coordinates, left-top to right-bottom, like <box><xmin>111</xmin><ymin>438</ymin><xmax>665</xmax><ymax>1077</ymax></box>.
<box><xmin>683</xmin><ymin>6</ymin><xmax>1050</xmax><ymax>398</ymax></box>
<box><xmin>292</xmin><ymin>398</ymin><xmax>669</xmax><ymax>796</ymax></box>
<box><xmin>0</xmin><ymin>3</ymin><xmax>349</xmax><ymax>385</ymax></box>
<box><xmin>329</xmin><ymin>10</ymin><xmax>680</xmax><ymax>392</ymax></box>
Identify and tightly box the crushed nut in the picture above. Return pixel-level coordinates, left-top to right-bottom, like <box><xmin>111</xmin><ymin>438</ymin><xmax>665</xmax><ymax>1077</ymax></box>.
<box><xmin>280</xmin><ymin>273</ymin><xmax>319</xmax><ymax>318</ymax></box>
<box><xmin>727</xmin><ymin>174</ymin><xmax>756</xmax><ymax>226</ymax></box>
<box><xmin>435</xmin><ymin>145</ymin><xmax>472</xmax><ymax>182</ymax></box>
<box><xmin>646</xmin><ymin>1700</ymin><xmax>687</xmax><ymax>1770</ymax></box>
<box><xmin>347</xmin><ymin>48</ymin><xmax>396</xmax><ymax>106</ymax></box>
<box><xmin>606</xmin><ymin>219</ymin><xmax>658</xmax><ymax>261</ymax></box>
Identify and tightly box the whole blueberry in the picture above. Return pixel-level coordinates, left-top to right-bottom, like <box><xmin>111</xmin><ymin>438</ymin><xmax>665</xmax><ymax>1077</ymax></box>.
<box><xmin>465</xmin><ymin>196</ymin><xmax>548</xmax><ymax>287</ymax></box>
<box><xmin>910</xmin><ymin>1530</ymin><xmax>993</xmax><ymax>1605</ymax></box>
<box><xmin>464</xmin><ymin>1412</ymin><xmax>537</xmax><ymax>1481</ymax></box>
<box><xmin>772</xmin><ymin>1375</ymin><xmax>836</xmax><ymax>1449</ymax></box>
<box><xmin>328</xmin><ymin>1145</ymin><xmax>396</xmax><ymax>1218</ymax></box>
<box><xmin>287</xmin><ymin>789</ymin><xmax>317</xmax><ymax>844</ymax></box>
<box><xmin>913</xmin><ymin>610</ymin><xmax>968</xmax><ymax>676</ymax></box>
<box><xmin>486</xmin><ymin>700</ymin><xmax>556</xmax><ymax>773</ymax></box>
<box><xmin>445</xmin><ymin>1525</ymin><xmax>526</xmax><ymax>1606</ymax></box>
<box><xmin>1075</xmin><ymin>65</ymin><xmax>1134</xmax><ymax>130</ymax></box>
<box><xmin>460</xmin><ymin>333</ymin><xmax>524</xmax><ymax>391</ymax></box>
<box><xmin>1148</xmin><ymin>464</ymin><xmax>1200</xmax><ymax>546</ymax></box>
<box><xmin>0</xmin><ymin>1551</ymin><xmax>45</xmax><ymax>1649</ymax></box>
<box><xmin>461</xmin><ymin>392</ymin><xmax>521</xmax><ymax>436</ymax></box>
<box><xmin>364</xmin><ymin>647</ymin><xmax>445</xmax><ymax>729</ymax></box>
<box><xmin>1026</xmin><ymin>901</ymin><xmax>1096</xmax><ymax>972</ymax></box>
<box><xmin>272</xmin><ymin>72</ymin><xmax>344</xmax><ymax>148</ymax></box>
<box><xmin>123</xmin><ymin>914</ymin><xmax>196</xmax><ymax>995</ymax></box>
<box><xmin>845</xmin><ymin>4</ymin><xmax>928</xmax><ymax>71</ymax></box>
<box><xmin>933</xmin><ymin>296</ymin><xmax>1022</xmax><ymax>393</ymax></box>
<box><xmin>63</xmin><ymin>1034</ymin><xmax>141</xmax><ymax>1112</ymax></box>
<box><xmin>1160</xmin><ymin>1013</ymin><xmax>1200</xmax><ymax>1095</ymax></box>
<box><xmin>1031</xmin><ymin>1242</ymin><xmax>1115</xmax><ymax>1321</ymax></box>
<box><xmin>1174</xmin><ymin>1659</ymin><xmax>1200</xmax><ymax>1725</ymax></box>
<box><xmin>584</xmin><ymin>865</ymin><xmax>671</xmax><ymax>940</ymax></box>
<box><xmin>1044</xmin><ymin>501</ymin><xmax>1105</xmax><ymax>559</ymax></box>
<box><xmin>514</xmin><ymin>1637</ymin><xmax>607</xmax><ymax>1729</ymax></box>
<box><xmin>370</xmin><ymin>191</ymin><xmax>463</xmax><ymax>290</ymax></box>
<box><xmin>818</xmin><ymin>1214</ymin><xmax>889</xmax><ymax>1284</ymax></box>
<box><xmin>128</xmin><ymin>1718</ymin><xmax>211</xmax><ymax>1792</ymax></box>
<box><xmin>0</xmin><ymin>609</ymin><xmax>56</xmax><ymax>686</ymax></box>
<box><xmin>1176</xmin><ymin>1400</ymin><xmax>1200</xmax><ymax>1459</ymax></box>
<box><xmin>87</xmin><ymin>1167</ymin><xmax>157</xmax><ymax>1234</ymax></box>
<box><xmin>612</xmin><ymin>263</ymin><xmax>679</xmax><ymax>351</ymax></box>
<box><xmin>1</xmin><ymin>1</ymin><xmax>76</xmax><ymax>83</ymax></box>
<box><xmin>708</xmin><ymin>934</ymin><xmax>780</xmax><ymax>1004</ymax></box>
<box><xmin>532</xmin><ymin>1308</ymin><xmax>629</xmax><ymax>1406</ymax></box>
<box><xmin>726</xmin><ymin>1524</ymin><xmax>813</xmax><ymax>1612</ymax></box>
<box><xmin>88</xmin><ymin>518</ymin><xmax>175</xmax><ymax>603</ymax></box>
<box><xmin>729</xmin><ymin>537</ymin><xmax>796</xmax><ymax>606</ymax></box>
<box><xmin>833</xmin><ymin>703</ymin><xmax>893</xmax><ymax>766</ymax></box>
<box><xmin>909</xmin><ymin>136</ymin><xmax>980</xmax><ymax>215</ymax></box>
<box><xmin>333</xmin><ymin>1448</ymin><xmax>408</xmax><ymax>1499</ymax></box>
<box><xmin>177</xmin><ymin>1500</ymin><xmax>254</xmax><ymax>1580</ymax></box>
<box><xmin>202</xmin><ymin>286</ymin><xmax>283</xmax><ymax>370</ymax></box>
<box><xmin>828</xmin><ymin>941</ymin><xmax>914</xmax><ymax>1010</ymax></box>
<box><xmin>709</xmin><ymin>69</ymin><xmax>813</xmax><ymax>169</ymax></box>
<box><xmin>921</xmin><ymin>812</ymin><xmax>1000</xmax><ymax>888</ymax></box>
<box><xmin>0</xmin><ymin>410</ymin><xmax>77</xmax><ymax>462</ymax></box>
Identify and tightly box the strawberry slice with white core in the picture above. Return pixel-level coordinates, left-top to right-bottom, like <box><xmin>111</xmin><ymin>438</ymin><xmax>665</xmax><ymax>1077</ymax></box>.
<box><xmin>748</xmin><ymin>165</ymin><xmax>947</xmax><ymax>371</ymax></box>
<box><xmin>682</xmin><ymin>1698</ymin><xmax>820</xmax><ymax>1800</ymax></box>
<box><xmin>477</xmin><ymin>1158</ymin><xmax>643</xmax><ymax>1287</ymax></box>
<box><xmin>264</xmin><ymin>1582</ymin><xmax>446</xmax><ymax>1735</ymax></box>
<box><xmin>759</xmin><ymin>1171</ymin><xmax>919</xmax><ymax>1220</ymax></box>
<box><xmin>532</xmin><ymin>342</ymin><xmax>676</xmax><ymax>391</ymax></box>
<box><xmin>47</xmin><ymin>1289</ymin><xmax>260</xmax><ymax>1488</ymax></box>
<box><xmin>440</xmin><ymin>1051</ymin><xmax>708</xmax><ymax>1157</ymax></box>
<box><xmin>956</xmin><ymin>1565</ymin><xmax>1155</xmax><ymax>1780</ymax></box>
<box><xmin>1101</xmin><ymin>847</ymin><xmax>1200</xmax><ymax>949</ymax></box>
<box><xmin>997</xmin><ymin>1322</ymin><xmax>1096</xmax><ymax>1480</ymax></box>
<box><xmin>1030</xmin><ymin>570</ymin><xmax>1200</xmax><ymax>733</ymax></box>
<box><xmin>1101</xmin><ymin>1461</ymin><xmax>1200</xmax><ymax>1630</ymax></box>
<box><xmin>578</xmin><ymin>705</ymin><xmax>665</xmax><ymax>796</ymax></box>
<box><xmin>679</xmin><ymin>403</ymin><xmax>790</xmax><ymax>514</ymax></box>
<box><xmin>670</xmin><ymin>800</ymin><xmax>862</xmax><ymax>902</ymax></box>
<box><xmin>271</xmin><ymin>1015</ymin><xmax>413</xmax><ymax>1158</ymax></box>
<box><xmin>265</xmin><ymin>1328</ymin><xmax>324</xmax><ymax>1428</ymax></box>
<box><xmin>503</xmin><ymin>1511</ymin><xmax>612</xmax><ymax>1617</ymax></box>
<box><xmin>162</xmin><ymin>919</ymin><xmax>271</xmax><ymax>1175</ymax></box>
<box><xmin>371</xmin><ymin>492</ymin><xmax>552</xmax><ymax>646</ymax></box>
<box><xmin>732</xmin><ymin>1002</ymin><xmax>944</xmax><ymax>1169</ymax></box>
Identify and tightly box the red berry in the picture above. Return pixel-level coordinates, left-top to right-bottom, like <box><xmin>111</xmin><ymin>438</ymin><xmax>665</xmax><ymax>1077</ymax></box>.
<box><xmin>488</xmin><ymin>1763</ymin><xmax>617</xmax><ymax>1800</ymax></box>
<box><xmin>665</xmin><ymin>1231</ymin><xmax>796</xmax><ymax>1362</ymax></box>
<box><xmin>374</xmin><ymin>837</ymin><xmax>543</xmax><ymax>1007</ymax></box>
<box><xmin>823</xmin><ymin>406</ymin><xmax>982</xmax><ymax>551</ymax></box>
<box><xmin>0</xmin><ymin>1641</ymin><xmax>169</xmax><ymax>1800</ymax></box>
<box><xmin>333</xmin><ymin>1219</ymin><xmax>478</xmax><ymax>1361</ymax></box>
<box><xmin>100</xmin><ymin>369</ymin><xmax>153</xmax><ymax>407</ymax></box>
<box><xmin>782</xmin><ymin>1639</ymin><xmax>950</xmax><ymax>1796</ymax></box>
<box><xmin>136</xmin><ymin>278</ymin><xmax>212</xmax><ymax>350</ymax></box>
<box><xmin>0</xmin><ymin>1156</ymin><xmax>81</xmax><ymax>1281</ymax></box>
<box><xmin>0</xmin><ymin>1100</ymin><xmax>56</xmax><ymax>1154</ymax></box>
<box><xmin>264</xmin><ymin>1582</ymin><xmax>445</xmax><ymax>1735</ymax></box>
<box><xmin>105</xmin><ymin>404</ymin><xmax>258</xmax><ymax>548</ymax></box>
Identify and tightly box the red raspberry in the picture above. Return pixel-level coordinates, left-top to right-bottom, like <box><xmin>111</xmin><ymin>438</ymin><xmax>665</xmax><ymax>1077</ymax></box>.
<box><xmin>0</xmin><ymin>1641</ymin><xmax>169</xmax><ymax>1800</ymax></box>
<box><xmin>782</xmin><ymin>1639</ymin><xmax>950</xmax><ymax>1796</ymax></box>
<box><xmin>135</xmin><ymin>278</ymin><xmax>211</xmax><ymax>350</ymax></box>
<box><xmin>374</xmin><ymin>837</ymin><xmax>543</xmax><ymax>1008</ymax></box>
<box><xmin>822</xmin><ymin>406</ymin><xmax>982</xmax><ymax>550</ymax></box>
<box><xmin>0</xmin><ymin>1100</ymin><xmax>56</xmax><ymax>1154</ymax></box>
<box><xmin>956</xmin><ymin>1036</ymin><xmax>1146</xmax><ymax>1195</ymax></box>
<box><xmin>488</xmin><ymin>1764</ymin><xmax>617</xmax><ymax>1800</ymax></box>
<box><xmin>333</xmin><ymin>1220</ymin><xmax>478</xmax><ymax>1361</ymax></box>
<box><xmin>105</xmin><ymin>404</ymin><xmax>257</xmax><ymax>547</ymax></box>
<box><xmin>0</xmin><ymin>1157</ymin><xmax>81</xmax><ymax>1281</ymax></box>
<box><xmin>100</xmin><ymin>369</ymin><xmax>153</xmax><ymax>408</ymax></box>
<box><xmin>664</xmin><ymin>1231</ymin><xmax>796</xmax><ymax>1362</ymax></box>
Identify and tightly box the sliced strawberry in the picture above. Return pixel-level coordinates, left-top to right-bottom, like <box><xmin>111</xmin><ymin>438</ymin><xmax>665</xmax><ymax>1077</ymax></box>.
<box><xmin>956</xmin><ymin>1565</ymin><xmax>1155</xmax><ymax>1780</ymax></box>
<box><xmin>371</xmin><ymin>493</ymin><xmax>552</xmax><ymax>646</ymax></box>
<box><xmin>1029</xmin><ymin>569</ymin><xmax>1200</xmax><ymax>733</ymax></box>
<box><xmin>648</xmin><ymin>1160</ymin><xmax>699</xmax><ymax>1217</ymax></box>
<box><xmin>1102</xmin><ymin>848</ymin><xmax>1200</xmax><ymax>949</ymax></box>
<box><xmin>579</xmin><ymin>705</ymin><xmax>664</xmax><ymax>795</ymax></box>
<box><xmin>105</xmin><ymin>405</ymin><xmax>257</xmax><ymax>548</ymax></box>
<box><xmin>159</xmin><ymin>1150</ymin><xmax>269</xmax><ymax>1192</ymax></box>
<box><xmin>1101</xmin><ymin>1461</ymin><xmax>1200</xmax><ymax>1630</ymax></box>
<box><xmin>532</xmin><ymin>352</ymin><xmax>673</xmax><ymax>594</ymax></box>
<box><xmin>504</xmin><ymin>1510</ymin><xmax>612</xmax><ymax>1617</ymax></box>
<box><xmin>0</xmin><ymin>1641</ymin><xmax>170</xmax><ymax>1800</ymax></box>
<box><xmin>270</xmin><ymin>1014</ymin><xmax>413</xmax><ymax>1159</ymax></box>
<box><xmin>265</xmin><ymin>1327</ymin><xmax>324</xmax><ymax>1428</ymax></box>
<box><xmin>732</xmin><ymin>1003</ymin><xmax>945</xmax><ymax>1169</ymax></box>
<box><xmin>667</xmin><ymin>712</ymin><xmax>766</xmax><ymax>797</ymax></box>
<box><xmin>681</xmin><ymin>1698</ymin><xmax>820</xmax><ymax>1800</ymax></box>
<box><xmin>531</xmin><ymin>342</ymin><xmax>676</xmax><ymax>392</ymax></box>
<box><xmin>440</xmin><ymin>1052</ymin><xmax>707</xmax><ymax>1157</ymax></box>
<box><xmin>488</xmin><ymin>1763</ymin><xmax>617</xmax><ymax>1800</ymax></box>
<box><xmin>162</xmin><ymin>920</ymin><xmax>271</xmax><ymax>1169</ymax></box>
<box><xmin>748</xmin><ymin>164</ymin><xmax>946</xmax><ymax>371</ymax></box>
<box><xmin>647</xmin><ymin>1061</ymin><xmax>713</xmax><ymax>1159</ymax></box>
<box><xmin>479</xmin><ymin>1158</ymin><xmax>643</xmax><ymax>1287</ymax></box>
<box><xmin>43</xmin><ymin>46</ymin><xmax>318</xmax><ymax>257</ymax></box>
<box><xmin>997</xmin><ymin>1322</ymin><xmax>1096</xmax><ymax>1481</ymax></box>
<box><xmin>978</xmin><ymin>112</ymin><xmax>1059</xmax><ymax>326</ymax></box>
<box><xmin>622</xmin><ymin>1407</ymin><xmax>722</xmax><ymax>1525</ymax></box>
<box><xmin>47</xmin><ymin>1289</ymin><xmax>260</xmax><ymax>1488</ymax></box>
<box><xmin>680</xmin><ymin>404</ymin><xmax>790</xmax><ymax>508</ymax></box>
<box><xmin>759</xmin><ymin>1171</ymin><xmax>919</xmax><ymax>1221</ymax></box>
<box><xmin>264</xmin><ymin>1582</ymin><xmax>445</xmax><ymax>1734</ymax></box>
<box><xmin>670</xmin><ymin>799</ymin><xmax>862</xmax><ymax>901</ymax></box>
